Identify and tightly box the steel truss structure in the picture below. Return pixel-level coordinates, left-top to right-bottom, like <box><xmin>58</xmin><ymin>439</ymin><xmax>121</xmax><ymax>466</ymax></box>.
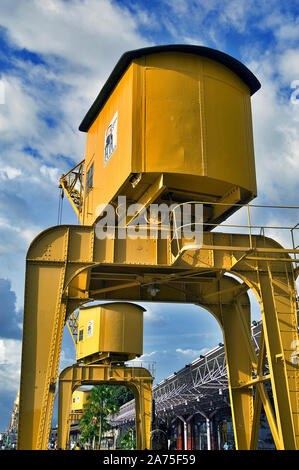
<box><xmin>111</xmin><ymin>322</ymin><xmax>266</xmax><ymax>424</ymax></box>
<box><xmin>59</xmin><ymin>160</ymin><xmax>84</xmax><ymax>223</ymax></box>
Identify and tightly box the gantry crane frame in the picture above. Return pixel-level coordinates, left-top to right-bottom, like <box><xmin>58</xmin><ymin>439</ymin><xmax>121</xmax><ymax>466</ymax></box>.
<box><xmin>17</xmin><ymin>218</ymin><xmax>299</xmax><ymax>450</ymax></box>
<box><xmin>58</xmin><ymin>363</ymin><xmax>153</xmax><ymax>450</ymax></box>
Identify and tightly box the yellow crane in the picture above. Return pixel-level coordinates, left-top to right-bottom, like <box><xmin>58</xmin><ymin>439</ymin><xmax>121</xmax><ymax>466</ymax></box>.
<box><xmin>17</xmin><ymin>45</ymin><xmax>299</xmax><ymax>450</ymax></box>
<box><xmin>58</xmin><ymin>302</ymin><xmax>153</xmax><ymax>450</ymax></box>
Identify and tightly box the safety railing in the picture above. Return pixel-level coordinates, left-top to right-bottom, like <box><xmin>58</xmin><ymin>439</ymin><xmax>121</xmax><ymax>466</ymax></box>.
<box><xmin>168</xmin><ymin>200</ymin><xmax>299</xmax><ymax>264</ymax></box>
<box><xmin>125</xmin><ymin>360</ymin><xmax>156</xmax><ymax>379</ymax></box>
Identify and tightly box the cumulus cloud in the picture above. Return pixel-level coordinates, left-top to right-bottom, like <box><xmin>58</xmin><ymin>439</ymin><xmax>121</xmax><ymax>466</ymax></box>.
<box><xmin>143</xmin><ymin>305</ymin><xmax>166</xmax><ymax>324</ymax></box>
<box><xmin>58</xmin><ymin>347</ymin><xmax>76</xmax><ymax>373</ymax></box>
<box><xmin>0</xmin><ymin>167</ymin><xmax>22</xmax><ymax>180</ymax></box>
<box><xmin>0</xmin><ymin>0</ymin><xmax>147</xmax><ymax>67</ymax></box>
<box><xmin>0</xmin><ymin>340</ymin><xmax>5</xmax><ymax>363</ymax></box>
<box><xmin>0</xmin><ymin>339</ymin><xmax>21</xmax><ymax>386</ymax></box>
<box><xmin>176</xmin><ymin>347</ymin><xmax>209</xmax><ymax>357</ymax></box>
<box><xmin>249</xmin><ymin>51</ymin><xmax>299</xmax><ymax>205</ymax></box>
<box><xmin>0</xmin><ymin>0</ymin><xmax>149</xmax><ymax>171</ymax></box>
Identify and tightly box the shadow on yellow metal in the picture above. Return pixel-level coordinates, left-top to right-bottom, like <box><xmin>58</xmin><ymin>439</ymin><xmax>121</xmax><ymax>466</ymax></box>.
<box><xmin>17</xmin><ymin>226</ymin><xmax>299</xmax><ymax>450</ymax></box>
<box><xmin>58</xmin><ymin>364</ymin><xmax>153</xmax><ymax>450</ymax></box>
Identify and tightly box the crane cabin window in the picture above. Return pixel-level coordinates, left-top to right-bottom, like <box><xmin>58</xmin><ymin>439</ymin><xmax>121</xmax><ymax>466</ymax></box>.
<box><xmin>86</xmin><ymin>163</ymin><xmax>94</xmax><ymax>194</ymax></box>
<box><xmin>79</xmin><ymin>329</ymin><xmax>84</xmax><ymax>342</ymax></box>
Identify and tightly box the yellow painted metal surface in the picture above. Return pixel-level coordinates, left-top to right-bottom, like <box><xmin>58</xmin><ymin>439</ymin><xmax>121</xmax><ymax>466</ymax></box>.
<box><xmin>81</xmin><ymin>50</ymin><xmax>257</xmax><ymax>226</ymax></box>
<box><xmin>76</xmin><ymin>302</ymin><xmax>144</xmax><ymax>363</ymax></box>
<box><xmin>71</xmin><ymin>390</ymin><xmax>90</xmax><ymax>412</ymax></box>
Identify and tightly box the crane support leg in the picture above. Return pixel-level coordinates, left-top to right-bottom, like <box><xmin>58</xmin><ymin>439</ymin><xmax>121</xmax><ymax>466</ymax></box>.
<box><xmin>128</xmin><ymin>380</ymin><xmax>153</xmax><ymax>450</ymax></box>
<box><xmin>18</xmin><ymin>261</ymin><xmax>67</xmax><ymax>449</ymax></box>
<box><xmin>17</xmin><ymin>227</ymin><xmax>90</xmax><ymax>450</ymax></box>
<box><xmin>258</xmin><ymin>270</ymin><xmax>298</xmax><ymax>449</ymax></box>
<box><xmin>219</xmin><ymin>302</ymin><xmax>254</xmax><ymax>450</ymax></box>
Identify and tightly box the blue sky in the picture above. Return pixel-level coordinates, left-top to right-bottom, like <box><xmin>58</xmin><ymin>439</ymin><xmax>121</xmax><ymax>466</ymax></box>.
<box><xmin>0</xmin><ymin>0</ymin><xmax>299</xmax><ymax>431</ymax></box>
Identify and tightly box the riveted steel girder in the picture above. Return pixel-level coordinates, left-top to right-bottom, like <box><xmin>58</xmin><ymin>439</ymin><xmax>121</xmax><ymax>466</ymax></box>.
<box><xmin>17</xmin><ymin>226</ymin><xmax>299</xmax><ymax>450</ymax></box>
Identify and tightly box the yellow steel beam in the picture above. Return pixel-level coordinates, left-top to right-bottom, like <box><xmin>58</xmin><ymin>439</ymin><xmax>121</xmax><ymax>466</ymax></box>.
<box><xmin>90</xmin><ymin>281</ymin><xmax>140</xmax><ymax>296</ymax></box>
<box><xmin>212</xmin><ymin>301</ymin><xmax>253</xmax><ymax>450</ymax></box>
<box><xmin>18</xmin><ymin>228</ymin><xmax>70</xmax><ymax>450</ymax></box>
<box><xmin>69</xmin><ymin>411</ymin><xmax>83</xmax><ymax>422</ymax></box>
<box><xmin>233</xmin><ymin>374</ymin><xmax>271</xmax><ymax>389</ymax></box>
<box><xmin>66</xmin><ymin>320</ymin><xmax>77</xmax><ymax>347</ymax></box>
<box><xmin>125</xmin><ymin>174</ymin><xmax>166</xmax><ymax>227</ymax></box>
<box><xmin>234</xmin><ymin>300</ymin><xmax>281</xmax><ymax>449</ymax></box>
<box><xmin>257</xmin><ymin>266</ymin><xmax>298</xmax><ymax>449</ymax></box>
<box><xmin>250</xmin><ymin>328</ymin><xmax>266</xmax><ymax>449</ymax></box>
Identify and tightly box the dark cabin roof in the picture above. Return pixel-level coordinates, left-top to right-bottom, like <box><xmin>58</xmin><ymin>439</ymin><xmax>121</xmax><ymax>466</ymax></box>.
<box><xmin>79</xmin><ymin>44</ymin><xmax>261</xmax><ymax>133</ymax></box>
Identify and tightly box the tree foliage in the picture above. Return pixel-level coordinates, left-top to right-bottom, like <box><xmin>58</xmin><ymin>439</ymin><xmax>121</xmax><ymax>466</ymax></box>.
<box><xmin>110</xmin><ymin>385</ymin><xmax>134</xmax><ymax>407</ymax></box>
<box><xmin>120</xmin><ymin>427</ymin><xmax>136</xmax><ymax>450</ymax></box>
<box><xmin>79</xmin><ymin>385</ymin><xmax>134</xmax><ymax>448</ymax></box>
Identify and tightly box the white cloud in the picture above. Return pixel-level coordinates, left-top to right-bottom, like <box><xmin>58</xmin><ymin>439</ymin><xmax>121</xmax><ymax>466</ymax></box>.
<box><xmin>0</xmin><ymin>0</ymin><xmax>153</xmax><ymax>429</ymax></box>
<box><xmin>165</xmin><ymin>0</ymin><xmax>188</xmax><ymax>16</ymax></box>
<box><xmin>0</xmin><ymin>340</ymin><xmax>5</xmax><ymax>363</ymax></box>
<box><xmin>0</xmin><ymin>80</ymin><xmax>5</xmax><ymax>105</ymax></box>
<box><xmin>219</xmin><ymin>0</ymin><xmax>252</xmax><ymax>32</ymax></box>
<box><xmin>58</xmin><ymin>348</ymin><xmax>76</xmax><ymax>373</ymax></box>
<box><xmin>140</xmin><ymin>351</ymin><xmax>157</xmax><ymax>358</ymax></box>
<box><xmin>0</xmin><ymin>0</ymin><xmax>150</xmax><ymax>178</ymax></box>
<box><xmin>278</xmin><ymin>48</ymin><xmax>299</xmax><ymax>83</ymax></box>
<box><xmin>40</xmin><ymin>165</ymin><xmax>60</xmax><ymax>184</ymax></box>
<box><xmin>0</xmin><ymin>167</ymin><xmax>22</xmax><ymax>180</ymax></box>
<box><xmin>182</xmin><ymin>35</ymin><xmax>206</xmax><ymax>46</ymax></box>
<box><xmin>0</xmin><ymin>0</ymin><xmax>148</xmax><ymax>72</ymax></box>
<box><xmin>136</xmin><ymin>350</ymin><xmax>168</xmax><ymax>360</ymax></box>
<box><xmin>0</xmin><ymin>75</ymin><xmax>40</xmax><ymax>142</ymax></box>
<box><xmin>246</xmin><ymin>49</ymin><xmax>299</xmax><ymax>205</ymax></box>
<box><xmin>21</xmin><ymin>228</ymin><xmax>40</xmax><ymax>243</ymax></box>
<box><xmin>0</xmin><ymin>216</ymin><xmax>41</xmax><ymax>243</ymax></box>
<box><xmin>0</xmin><ymin>71</ymin><xmax>85</xmax><ymax>168</ymax></box>
<box><xmin>143</xmin><ymin>304</ymin><xmax>166</xmax><ymax>324</ymax></box>
<box><xmin>176</xmin><ymin>347</ymin><xmax>209</xmax><ymax>356</ymax></box>
<box><xmin>0</xmin><ymin>339</ymin><xmax>21</xmax><ymax>393</ymax></box>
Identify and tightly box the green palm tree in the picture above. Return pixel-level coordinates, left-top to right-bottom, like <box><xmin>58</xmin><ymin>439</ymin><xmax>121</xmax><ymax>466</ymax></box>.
<box><xmin>79</xmin><ymin>386</ymin><xmax>120</xmax><ymax>449</ymax></box>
